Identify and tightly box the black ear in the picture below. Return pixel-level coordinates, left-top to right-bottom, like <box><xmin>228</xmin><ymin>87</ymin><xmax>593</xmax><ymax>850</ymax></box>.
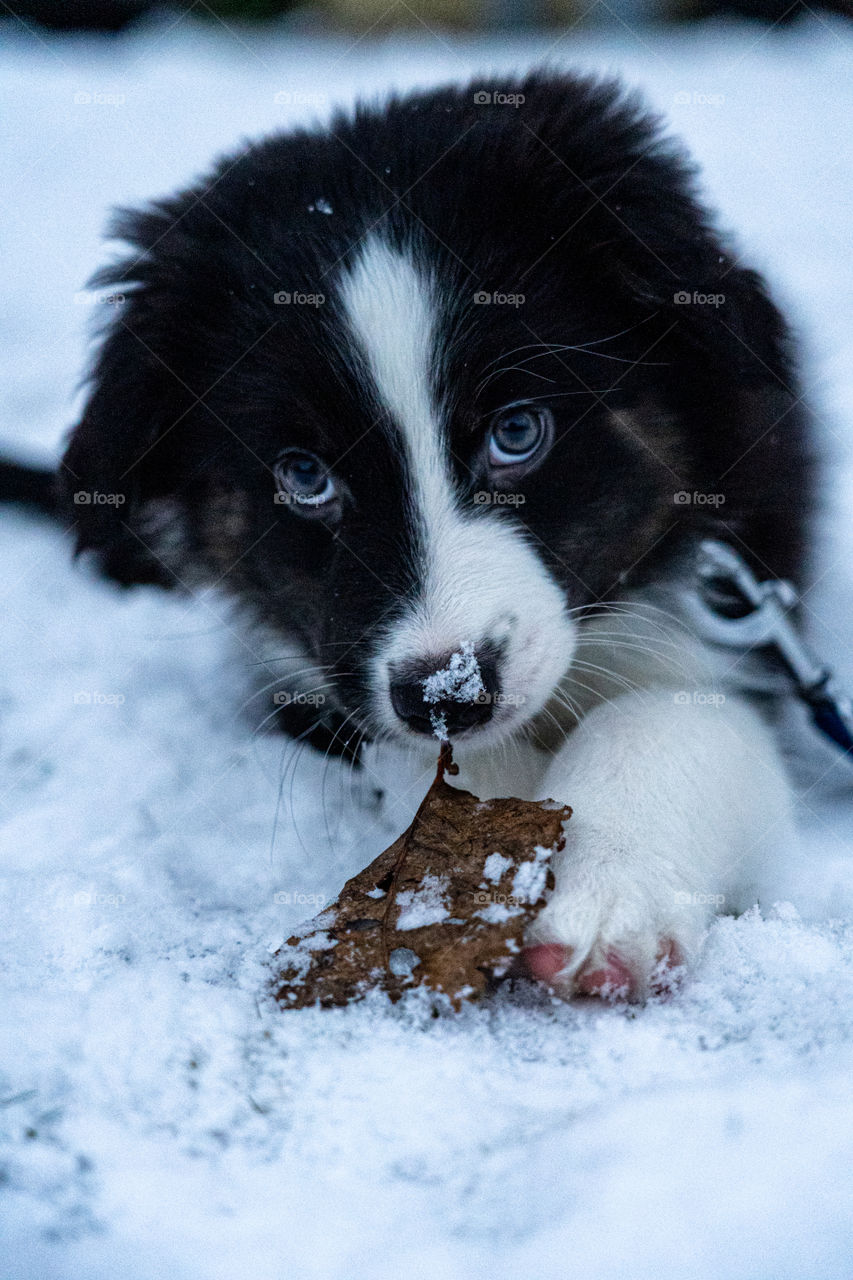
<box><xmin>521</xmin><ymin>73</ymin><xmax>796</xmax><ymax>386</ymax></box>
<box><xmin>584</xmin><ymin>144</ymin><xmax>788</xmax><ymax>384</ymax></box>
<box><xmin>603</xmin><ymin>218</ymin><xmax>796</xmax><ymax>387</ymax></box>
<box><xmin>62</xmin><ymin>171</ymin><xmax>267</xmax><ymax>587</ymax></box>
<box><xmin>60</xmin><ymin>207</ymin><xmax>206</xmax><ymax>589</ymax></box>
<box><xmin>62</xmin><ymin>315</ymin><xmax>187</xmax><ymax>587</ymax></box>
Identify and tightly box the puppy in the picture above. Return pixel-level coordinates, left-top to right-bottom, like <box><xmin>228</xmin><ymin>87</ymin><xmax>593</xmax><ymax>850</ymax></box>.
<box><xmin>58</xmin><ymin>71</ymin><xmax>813</xmax><ymax>999</ymax></box>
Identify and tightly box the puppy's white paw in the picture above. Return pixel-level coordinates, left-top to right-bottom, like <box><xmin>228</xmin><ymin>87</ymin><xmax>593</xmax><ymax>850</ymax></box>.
<box><xmin>522</xmin><ymin>836</ymin><xmax>710</xmax><ymax>1001</ymax></box>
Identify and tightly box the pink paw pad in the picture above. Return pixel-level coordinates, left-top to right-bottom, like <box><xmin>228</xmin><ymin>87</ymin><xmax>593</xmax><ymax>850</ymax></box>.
<box><xmin>575</xmin><ymin>951</ymin><xmax>635</xmax><ymax>1000</ymax></box>
<box><xmin>522</xmin><ymin>943</ymin><xmax>573</xmax><ymax>985</ymax></box>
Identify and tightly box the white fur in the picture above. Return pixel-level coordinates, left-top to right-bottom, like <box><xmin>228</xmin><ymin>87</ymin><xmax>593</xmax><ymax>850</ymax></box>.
<box><xmin>338</xmin><ymin>236</ymin><xmax>446</xmax><ymax>543</ymax></box>
<box><xmin>531</xmin><ymin>603</ymin><xmax>794</xmax><ymax>993</ymax></box>
<box><xmin>526</xmin><ymin>688</ymin><xmax>794</xmax><ymax>994</ymax></box>
<box><xmin>339</xmin><ymin>237</ymin><xmax>575</xmax><ymax>747</ymax></box>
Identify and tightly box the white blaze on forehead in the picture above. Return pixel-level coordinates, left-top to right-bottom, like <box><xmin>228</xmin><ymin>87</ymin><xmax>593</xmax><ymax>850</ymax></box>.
<box><xmin>338</xmin><ymin>236</ymin><xmax>451</xmax><ymax>534</ymax></box>
<box><xmin>339</xmin><ymin>235</ymin><xmax>575</xmax><ymax>742</ymax></box>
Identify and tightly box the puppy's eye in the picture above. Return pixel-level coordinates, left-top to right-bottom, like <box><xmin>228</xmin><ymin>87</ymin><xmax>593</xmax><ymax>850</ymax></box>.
<box><xmin>273</xmin><ymin>450</ymin><xmax>339</xmax><ymax>515</ymax></box>
<box><xmin>488</xmin><ymin>406</ymin><xmax>551</xmax><ymax>467</ymax></box>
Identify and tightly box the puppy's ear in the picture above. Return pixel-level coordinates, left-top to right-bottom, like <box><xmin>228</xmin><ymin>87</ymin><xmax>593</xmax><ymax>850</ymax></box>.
<box><xmin>581</xmin><ymin>120</ymin><xmax>793</xmax><ymax>381</ymax></box>
<box><xmin>61</xmin><ymin>292</ymin><xmax>194</xmax><ymax>588</ymax></box>
<box><xmin>605</xmin><ymin>219</ymin><xmax>794</xmax><ymax>386</ymax></box>
<box><xmin>536</xmin><ymin>75</ymin><xmax>793</xmax><ymax>382</ymax></box>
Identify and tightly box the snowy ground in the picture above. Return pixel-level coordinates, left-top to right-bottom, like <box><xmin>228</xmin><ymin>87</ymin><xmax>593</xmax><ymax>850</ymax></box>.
<box><xmin>2</xmin><ymin>12</ymin><xmax>853</xmax><ymax>1279</ymax></box>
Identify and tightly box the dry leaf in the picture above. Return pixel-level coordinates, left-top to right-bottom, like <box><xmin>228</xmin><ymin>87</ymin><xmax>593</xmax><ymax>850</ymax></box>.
<box><xmin>272</xmin><ymin>744</ymin><xmax>571</xmax><ymax>1010</ymax></box>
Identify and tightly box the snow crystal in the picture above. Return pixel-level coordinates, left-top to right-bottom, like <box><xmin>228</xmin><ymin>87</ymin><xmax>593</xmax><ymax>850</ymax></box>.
<box><xmin>483</xmin><ymin>852</ymin><xmax>512</xmax><ymax>884</ymax></box>
<box><xmin>475</xmin><ymin>900</ymin><xmax>523</xmax><ymax>924</ymax></box>
<box><xmin>512</xmin><ymin>845</ymin><xmax>553</xmax><ymax>904</ymax></box>
<box><xmin>422</xmin><ymin>641</ymin><xmax>485</xmax><ymax>705</ymax></box>
<box><xmin>394</xmin><ymin>874</ymin><xmax>450</xmax><ymax>930</ymax></box>
<box><xmin>307</xmin><ymin>197</ymin><xmax>333</xmax><ymax>214</ymax></box>
<box><xmin>428</xmin><ymin>708</ymin><xmax>448</xmax><ymax>741</ymax></box>
<box><xmin>388</xmin><ymin>946</ymin><xmax>420</xmax><ymax>977</ymax></box>
<box><xmin>422</xmin><ymin>641</ymin><xmax>486</xmax><ymax>738</ymax></box>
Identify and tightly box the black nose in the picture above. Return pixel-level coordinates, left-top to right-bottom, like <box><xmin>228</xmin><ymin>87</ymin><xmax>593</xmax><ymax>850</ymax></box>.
<box><xmin>389</xmin><ymin>649</ymin><xmax>499</xmax><ymax>738</ymax></box>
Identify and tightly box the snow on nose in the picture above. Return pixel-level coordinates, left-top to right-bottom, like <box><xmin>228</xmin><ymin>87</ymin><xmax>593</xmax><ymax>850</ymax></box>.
<box><xmin>389</xmin><ymin>642</ymin><xmax>498</xmax><ymax>738</ymax></box>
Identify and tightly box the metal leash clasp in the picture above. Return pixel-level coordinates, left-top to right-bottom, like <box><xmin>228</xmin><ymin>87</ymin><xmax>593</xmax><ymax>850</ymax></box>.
<box><xmin>684</xmin><ymin>539</ymin><xmax>853</xmax><ymax>760</ymax></box>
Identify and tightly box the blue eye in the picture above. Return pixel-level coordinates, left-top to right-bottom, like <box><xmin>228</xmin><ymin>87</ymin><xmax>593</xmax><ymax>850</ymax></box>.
<box><xmin>488</xmin><ymin>406</ymin><xmax>550</xmax><ymax>466</ymax></box>
<box><xmin>274</xmin><ymin>450</ymin><xmax>338</xmax><ymax>512</ymax></box>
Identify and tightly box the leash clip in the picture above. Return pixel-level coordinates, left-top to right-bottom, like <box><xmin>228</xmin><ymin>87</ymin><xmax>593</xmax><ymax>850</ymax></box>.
<box><xmin>686</xmin><ymin>539</ymin><xmax>853</xmax><ymax>760</ymax></box>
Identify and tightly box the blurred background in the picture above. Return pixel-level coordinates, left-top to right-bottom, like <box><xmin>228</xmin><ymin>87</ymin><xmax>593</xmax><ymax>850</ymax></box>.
<box><xmin>2</xmin><ymin>0</ymin><xmax>852</xmax><ymax>33</ymax></box>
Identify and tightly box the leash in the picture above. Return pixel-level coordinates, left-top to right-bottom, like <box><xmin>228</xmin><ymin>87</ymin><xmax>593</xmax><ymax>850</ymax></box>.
<box><xmin>684</xmin><ymin>539</ymin><xmax>853</xmax><ymax>761</ymax></box>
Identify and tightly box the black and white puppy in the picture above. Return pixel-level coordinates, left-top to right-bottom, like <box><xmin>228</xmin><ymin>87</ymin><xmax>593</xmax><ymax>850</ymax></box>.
<box><xmin>59</xmin><ymin>71</ymin><xmax>813</xmax><ymax>999</ymax></box>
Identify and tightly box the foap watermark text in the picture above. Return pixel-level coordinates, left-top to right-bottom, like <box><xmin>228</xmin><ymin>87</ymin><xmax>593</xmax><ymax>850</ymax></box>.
<box><xmin>673</xmin><ymin>490</ymin><xmax>725</xmax><ymax>507</ymax></box>
<box><xmin>674</xmin><ymin>691</ymin><xmax>726</xmax><ymax>707</ymax></box>
<box><xmin>273</xmin><ymin>691</ymin><xmax>326</xmax><ymax>706</ymax></box>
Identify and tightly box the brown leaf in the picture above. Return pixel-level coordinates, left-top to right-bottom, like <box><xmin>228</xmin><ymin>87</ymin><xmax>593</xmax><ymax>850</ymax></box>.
<box><xmin>272</xmin><ymin>744</ymin><xmax>571</xmax><ymax>1010</ymax></box>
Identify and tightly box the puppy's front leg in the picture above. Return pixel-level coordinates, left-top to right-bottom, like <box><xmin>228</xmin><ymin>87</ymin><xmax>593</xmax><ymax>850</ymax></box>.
<box><xmin>524</xmin><ymin>690</ymin><xmax>794</xmax><ymax>999</ymax></box>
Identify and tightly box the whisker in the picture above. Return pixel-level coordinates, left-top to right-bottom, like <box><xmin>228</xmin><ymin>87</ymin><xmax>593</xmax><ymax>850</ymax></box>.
<box><xmin>573</xmin><ymin>597</ymin><xmax>692</xmax><ymax>630</ymax></box>
<box><xmin>531</xmin><ymin>704</ymin><xmax>575</xmax><ymax>747</ymax></box>
<box><xmin>241</xmin><ymin>666</ymin><xmax>338</xmax><ymax>712</ymax></box>
<box><xmin>251</xmin><ymin>680</ymin><xmax>342</xmax><ymax>740</ymax></box>
<box><xmin>476</xmin><ymin>336</ymin><xmax>667</xmax><ymax>398</ymax></box>
<box><xmin>246</xmin><ymin>652</ymin><xmax>331</xmax><ymax>667</ymax></box>
<box><xmin>472</xmin><ymin>386</ymin><xmax>622</xmax><ymax>418</ymax></box>
<box><xmin>270</xmin><ymin>734</ymin><xmax>308</xmax><ymax>866</ymax></box>
<box><xmin>563</xmin><ymin>671</ymin><xmax>651</xmax><ymax>714</ymax></box>
<box><xmin>574</xmin><ymin>634</ymin><xmax>687</xmax><ymax>660</ymax></box>
<box><xmin>480</xmin><ymin>315</ymin><xmax>661</xmax><ymax>375</ymax></box>
<box><xmin>569</xmin><ymin>656</ymin><xmax>646</xmax><ymax>697</ymax></box>
<box><xmin>270</xmin><ymin>703</ymin><xmax>352</xmax><ymax>864</ymax></box>
<box><xmin>319</xmin><ymin>707</ymin><xmax>365</xmax><ymax>852</ymax></box>
<box><xmin>474</xmin><ymin>365</ymin><xmax>558</xmax><ymax>397</ymax></box>
<box><xmin>269</xmin><ymin>736</ymin><xmax>292</xmax><ymax>869</ymax></box>
<box><xmin>570</xmin><ymin>600</ymin><xmax>692</xmax><ymax>646</ymax></box>
<box><xmin>346</xmin><ymin>728</ymin><xmax>369</xmax><ymax>809</ymax></box>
